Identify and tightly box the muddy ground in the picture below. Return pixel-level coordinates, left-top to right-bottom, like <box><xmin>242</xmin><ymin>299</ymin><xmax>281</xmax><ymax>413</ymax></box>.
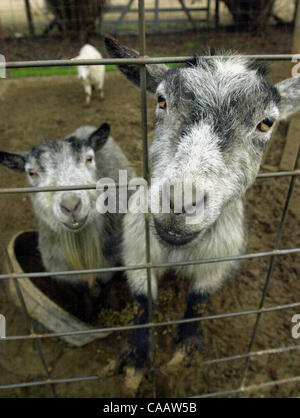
<box><xmin>0</xmin><ymin>31</ymin><xmax>299</xmax><ymax>397</ymax></box>
<box><xmin>5</xmin><ymin>26</ymin><xmax>294</xmax><ymax>62</ymax></box>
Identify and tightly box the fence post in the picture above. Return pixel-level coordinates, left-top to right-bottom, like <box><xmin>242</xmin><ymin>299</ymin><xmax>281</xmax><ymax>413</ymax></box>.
<box><xmin>293</xmin><ymin>0</ymin><xmax>300</xmax><ymax>53</ymax></box>
<box><xmin>24</xmin><ymin>0</ymin><xmax>35</xmax><ymax>36</ymax></box>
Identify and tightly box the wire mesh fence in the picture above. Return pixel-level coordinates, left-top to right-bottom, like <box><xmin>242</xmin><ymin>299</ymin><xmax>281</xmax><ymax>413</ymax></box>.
<box><xmin>0</xmin><ymin>0</ymin><xmax>212</xmax><ymax>37</ymax></box>
<box><xmin>0</xmin><ymin>0</ymin><xmax>299</xmax><ymax>398</ymax></box>
<box><xmin>0</xmin><ymin>0</ymin><xmax>296</xmax><ymax>38</ymax></box>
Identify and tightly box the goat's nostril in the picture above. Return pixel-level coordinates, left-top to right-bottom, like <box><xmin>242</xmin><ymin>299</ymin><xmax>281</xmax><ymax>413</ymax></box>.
<box><xmin>60</xmin><ymin>203</ymin><xmax>71</xmax><ymax>216</ymax></box>
<box><xmin>73</xmin><ymin>199</ymin><xmax>82</xmax><ymax>214</ymax></box>
<box><xmin>60</xmin><ymin>194</ymin><xmax>82</xmax><ymax>217</ymax></box>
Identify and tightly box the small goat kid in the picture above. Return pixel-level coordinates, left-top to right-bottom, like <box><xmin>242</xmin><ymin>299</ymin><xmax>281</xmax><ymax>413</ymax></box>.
<box><xmin>74</xmin><ymin>44</ymin><xmax>105</xmax><ymax>104</ymax></box>
<box><xmin>0</xmin><ymin>123</ymin><xmax>135</xmax><ymax>319</ymax></box>
<box><xmin>105</xmin><ymin>36</ymin><xmax>300</xmax><ymax>389</ymax></box>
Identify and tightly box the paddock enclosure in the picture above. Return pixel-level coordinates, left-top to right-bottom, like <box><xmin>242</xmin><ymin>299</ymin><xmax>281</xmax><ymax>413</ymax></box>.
<box><xmin>0</xmin><ymin>1</ymin><xmax>300</xmax><ymax>398</ymax></box>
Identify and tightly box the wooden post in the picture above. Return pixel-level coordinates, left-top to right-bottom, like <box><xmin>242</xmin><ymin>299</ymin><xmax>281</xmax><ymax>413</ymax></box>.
<box><xmin>155</xmin><ymin>0</ymin><xmax>159</xmax><ymax>32</ymax></box>
<box><xmin>293</xmin><ymin>0</ymin><xmax>300</xmax><ymax>53</ymax></box>
<box><xmin>24</xmin><ymin>0</ymin><xmax>35</xmax><ymax>36</ymax></box>
<box><xmin>215</xmin><ymin>0</ymin><xmax>220</xmax><ymax>29</ymax></box>
<box><xmin>279</xmin><ymin>0</ymin><xmax>300</xmax><ymax>171</ymax></box>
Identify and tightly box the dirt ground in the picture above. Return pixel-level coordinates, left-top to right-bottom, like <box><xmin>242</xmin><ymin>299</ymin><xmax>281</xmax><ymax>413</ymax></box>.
<box><xmin>4</xmin><ymin>26</ymin><xmax>295</xmax><ymax>62</ymax></box>
<box><xmin>0</xmin><ymin>31</ymin><xmax>299</xmax><ymax>398</ymax></box>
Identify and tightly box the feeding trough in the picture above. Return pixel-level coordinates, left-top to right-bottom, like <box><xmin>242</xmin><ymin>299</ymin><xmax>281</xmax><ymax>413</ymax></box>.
<box><xmin>5</xmin><ymin>230</ymin><xmax>112</xmax><ymax>347</ymax></box>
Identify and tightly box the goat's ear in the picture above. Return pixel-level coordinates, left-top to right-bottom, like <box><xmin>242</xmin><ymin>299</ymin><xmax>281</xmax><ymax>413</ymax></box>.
<box><xmin>276</xmin><ymin>76</ymin><xmax>300</xmax><ymax>120</ymax></box>
<box><xmin>87</xmin><ymin>123</ymin><xmax>110</xmax><ymax>151</ymax></box>
<box><xmin>0</xmin><ymin>151</ymin><xmax>26</xmax><ymax>172</ymax></box>
<box><xmin>104</xmin><ymin>35</ymin><xmax>168</xmax><ymax>95</ymax></box>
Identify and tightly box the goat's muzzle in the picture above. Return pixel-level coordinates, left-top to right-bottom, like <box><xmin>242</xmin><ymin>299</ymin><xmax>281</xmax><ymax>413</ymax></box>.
<box><xmin>153</xmin><ymin>218</ymin><xmax>200</xmax><ymax>246</ymax></box>
<box><xmin>59</xmin><ymin>193</ymin><xmax>88</xmax><ymax>231</ymax></box>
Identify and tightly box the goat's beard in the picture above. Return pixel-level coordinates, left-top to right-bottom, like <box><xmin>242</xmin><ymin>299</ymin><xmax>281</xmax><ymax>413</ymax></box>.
<box><xmin>58</xmin><ymin>224</ymin><xmax>102</xmax><ymax>288</ymax></box>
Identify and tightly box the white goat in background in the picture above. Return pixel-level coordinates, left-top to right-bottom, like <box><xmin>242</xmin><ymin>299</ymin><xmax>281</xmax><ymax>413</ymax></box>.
<box><xmin>74</xmin><ymin>44</ymin><xmax>105</xmax><ymax>104</ymax></box>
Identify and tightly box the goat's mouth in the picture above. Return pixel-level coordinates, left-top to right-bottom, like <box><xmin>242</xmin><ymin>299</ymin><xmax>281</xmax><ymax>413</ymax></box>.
<box><xmin>62</xmin><ymin>215</ymin><xmax>88</xmax><ymax>231</ymax></box>
<box><xmin>154</xmin><ymin>218</ymin><xmax>200</xmax><ymax>246</ymax></box>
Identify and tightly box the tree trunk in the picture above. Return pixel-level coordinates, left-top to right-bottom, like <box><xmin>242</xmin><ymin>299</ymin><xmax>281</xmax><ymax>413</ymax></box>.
<box><xmin>223</xmin><ymin>0</ymin><xmax>275</xmax><ymax>31</ymax></box>
<box><xmin>46</xmin><ymin>0</ymin><xmax>108</xmax><ymax>38</ymax></box>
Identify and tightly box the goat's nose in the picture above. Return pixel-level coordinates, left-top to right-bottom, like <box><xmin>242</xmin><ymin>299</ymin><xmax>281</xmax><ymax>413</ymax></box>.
<box><xmin>60</xmin><ymin>194</ymin><xmax>82</xmax><ymax>218</ymax></box>
<box><xmin>169</xmin><ymin>184</ymin><xmax>200</xmax><ymax>215</ymax></box>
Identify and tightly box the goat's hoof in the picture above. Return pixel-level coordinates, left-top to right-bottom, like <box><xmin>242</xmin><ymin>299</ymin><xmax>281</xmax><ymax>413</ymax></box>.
<box><xmin>103</xmin><ymin>359</ymin><xmax>118</xmax><ymax>376</ymax></box>
<box><xmin>165</xmin><ymin>347</ymin><xmax>185</xmax><ymax>370</ymax></box>
<box><xmin>124</xmin><ymin>366</ymin><xmax>144</xmax><ymax>395</ymax></box>
<box><xmin>104</xmin><ymin>345</ymin><xmax>146</xmax><ymax>374</ymax></box>
<box><xmin>103</xmin><ymin>351</ymin><xmax>144</xmax><ymax>395</ymax></box>
<box><xmin>117</xmin><ymin>345</ymin><xmax>146</xmax><ymax>371</ymax></box>
<box><xmin>181</xmin><ymin>336</ymin><xmax>205</xmax><ymax>356</ymax></box>
<box><xmin>166</xmin><ymin>337</ymin><xmax>204</xmax><ymax>370</ymax></box>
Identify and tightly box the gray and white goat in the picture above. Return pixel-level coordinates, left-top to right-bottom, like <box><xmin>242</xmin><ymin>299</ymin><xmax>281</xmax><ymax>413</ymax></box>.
<box><xmin>0</xmin><ymin>123</ymin><xmax>135</xmax><ymax>318</ymax></box>
<box><xmin>105</xmin><ymin>36</ymin><xmax>300</xmax><ymax>387</ymax></box>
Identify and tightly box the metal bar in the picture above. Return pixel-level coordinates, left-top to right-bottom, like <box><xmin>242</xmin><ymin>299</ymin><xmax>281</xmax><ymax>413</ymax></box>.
<box><xmin>202</xmin><ymin>343</ymin><xmax>300</xmax><ymax>366</ymax></box>
<box><xmin>0</xmin><ymin>170</ymin><xmax>298</xmax><ymax>195</ymax></box>
<box><xmin>138</xmin><ymin>0</ymin><xmax>156</xmax><ymax>398</ymax></box>
<box><xmin>0</xmin><ymin>248</ymin><xmax>299</xmax><ymax>282</ymax></box>
<box><xmin>103</xmin><ymin>18</ymin><xmax>209</xmax><ymax>26</ymax></box>
<box><xmin>2</xmin><ymin>301</ymin><xmax>300</xmax><ymax>342</ymax></box>
<box><xmin>0</xmin><ymin>247</ymin><xmax>299</xmax><ymax>282</ymax></box>
<box><xmin>194</xmin><ymin>375</ymin><xmax>300</xmax><ymax>398</ymax></box>
<box><xmin>0</xmin><ymin>184</ymin><xmax>129</xmax><ymax>195</ymax></box>
<box><xmin>106</xmin><ymin>7</ymin><xmax>210</xmax><ymax>13</ymax></box>
<box><xmin>256</xmin><ymin>170</ymin><xmax>300</xmax><ymax>178</ymax></box>
<box><xmin>239</xmin><ymin>147</ymin><xmax>300</xmax><ymax>393</ymax></box>
<box><xmin>5</xmin><ymin>55</ymin><xmax>299</xmax><ymax>69</ymax></box>
<box><xmin>0</xmin><ymin>375</ymin><xmax>99</xmax><ymax>390</ymax></box>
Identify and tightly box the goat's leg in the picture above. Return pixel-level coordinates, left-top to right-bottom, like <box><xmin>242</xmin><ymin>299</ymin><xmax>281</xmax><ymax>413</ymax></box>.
<box><xmin>98</xmin><ymin>83</ymin><xmax>104</xmax><ymax>100</ymax></box>
<box><xmin>120</xmin><ymin>294</ymin><xmax>152</xmax><ymax>367</ymax></box>
<box><xmin>177</xmin><ymin>291</ymin><xmax>209</xmax><ymax>351</ymax></box>
<box><xmin>83</xmin><ymin>80</ymin><xmax>92</xmax><ymax>105</ymax></box>
<box><xmin>118</xmin><ymin>293</ymin><xmax>154</xmax><ymax>394</ymax></box>
<box><xmin>106</xmin><ymin>210</ymin><xmax>159</xmax><ymax>393</ymax></box>
<box><xmin>167</xmin><ymin>291</ymin><xmax>209</xmax><ymax>368</ymax></box>
<box><xmin>104</xmin><ymin>293</ymin><xmax>152</xmax><ymax>394</ymax></box>
<box><xmin>105</xmin><ymin>268</ymin><xmax>157</xmax><ymax>394</ymax></box>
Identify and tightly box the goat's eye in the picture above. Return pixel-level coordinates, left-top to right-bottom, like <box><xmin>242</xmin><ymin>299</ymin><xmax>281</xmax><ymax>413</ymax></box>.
<box><xmin>86</xmin><ymin>156</ymin><xmax>93</xmax><ymax>165</ymax></box>
<box><xmin>257</xmin><ymin>118</ymin><xmax>274</xmax><ymax>133</ymax></box>
<box><xmin>28</xmin><ymin>169</ymin><xmax>38</xmax><ymax>178</ymax></box>
<box><xmin>157</xmin><ymin>95</ymin><xmax>166</xmax><ymax>110</ymax></box>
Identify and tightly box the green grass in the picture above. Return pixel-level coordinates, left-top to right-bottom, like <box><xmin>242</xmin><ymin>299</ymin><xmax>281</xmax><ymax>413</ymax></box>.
<box><xmin>11</xmin><ymin>64</ymin><xmax>117</xmax><ymax>78</ymax></box>
<box><xmin>185</xmin><ymin>41</ymin><xmax>196</xmax><ymax>48</ymax></box>
<box><xmin>10</xmin><ymin>54</ymin><xmax>180</xmax><ymax>79</ymax></box>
